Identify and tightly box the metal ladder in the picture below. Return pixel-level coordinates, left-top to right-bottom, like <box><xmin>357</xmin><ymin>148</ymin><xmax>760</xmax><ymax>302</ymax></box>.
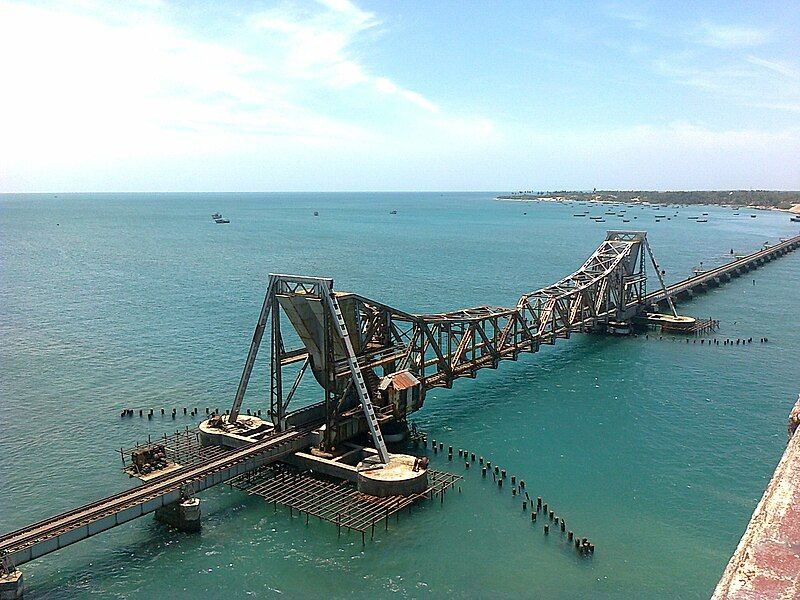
<box><xmin>324</xmin><ymin>289</ymin><xmax>390</xmax><ymax>464</ymax></box>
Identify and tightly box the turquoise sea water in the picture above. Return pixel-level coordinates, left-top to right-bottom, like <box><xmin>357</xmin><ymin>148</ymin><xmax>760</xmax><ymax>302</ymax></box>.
<box><xmin>1</xmin><ymin>193</ymin><xmax>799</xmax><ymax>599</ymax></box>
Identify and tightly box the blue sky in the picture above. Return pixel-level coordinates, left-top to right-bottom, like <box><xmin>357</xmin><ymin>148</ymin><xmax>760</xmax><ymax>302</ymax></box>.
<box><xmin>0</xmin><ymin>0</ymin><xmax>798</xmax><ymax>191</ymax></box>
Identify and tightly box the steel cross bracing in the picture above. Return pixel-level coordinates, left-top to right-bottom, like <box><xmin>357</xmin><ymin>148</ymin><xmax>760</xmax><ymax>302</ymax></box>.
<box><xmin>228</xmin><ymin>231</ymin><xmax>650</xmax><ymax>452</ymax></box>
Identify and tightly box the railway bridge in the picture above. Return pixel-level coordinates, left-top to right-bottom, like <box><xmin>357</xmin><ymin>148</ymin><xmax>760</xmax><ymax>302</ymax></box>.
<box><xmin>2</xmin><ymin>230</ymin><xmax>799</xmax><ymax>596</ymax></box>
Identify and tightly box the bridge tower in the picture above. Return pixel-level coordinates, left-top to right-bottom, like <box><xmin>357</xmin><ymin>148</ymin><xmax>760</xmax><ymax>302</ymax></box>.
<box><xmin>228</xmin><ymin>275</ymin><xmax>392</xmax><ymax>462</ymax></box>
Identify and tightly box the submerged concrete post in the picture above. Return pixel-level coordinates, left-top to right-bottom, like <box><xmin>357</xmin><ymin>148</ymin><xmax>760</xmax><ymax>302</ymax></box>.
<box><xmin>154</xmin><ymin>497</ymin><xmax>201</xmax><ymax>532</ymax></box>
<box><xmin>0</xmin><ymin>570</ymin><xmax>24</xmax><ymax>600</ymax></box>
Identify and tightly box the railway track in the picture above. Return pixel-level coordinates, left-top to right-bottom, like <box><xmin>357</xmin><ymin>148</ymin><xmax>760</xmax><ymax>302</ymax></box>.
<box><xmin>0</xmin><ymin>427</ymin><xmax>314</xmax><ymax>567</ymax></box>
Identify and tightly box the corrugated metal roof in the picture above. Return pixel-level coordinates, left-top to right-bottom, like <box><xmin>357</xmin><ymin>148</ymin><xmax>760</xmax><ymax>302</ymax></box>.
<box><xmin>387</xmin><ymin>370</ymin><xmax>420</xmax><ymax>391</ymax></box>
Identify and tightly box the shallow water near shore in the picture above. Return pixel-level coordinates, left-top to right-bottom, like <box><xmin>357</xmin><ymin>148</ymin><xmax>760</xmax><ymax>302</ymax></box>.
<box><xmin>1</xmin><ymin>192</ymin><xmax>799</xmax><ymax>599</ymax></box>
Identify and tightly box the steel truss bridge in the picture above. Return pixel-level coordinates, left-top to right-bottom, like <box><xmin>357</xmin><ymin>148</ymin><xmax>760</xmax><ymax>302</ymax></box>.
<box><xmin>225</xmin><ymin>230</ymin><xmax>727</xmax><ymax>457</ymax></box>
<box><xmin>2</xmin><ymin>230</ymin><xmax>798</xmax><ymax>574</ymax></box>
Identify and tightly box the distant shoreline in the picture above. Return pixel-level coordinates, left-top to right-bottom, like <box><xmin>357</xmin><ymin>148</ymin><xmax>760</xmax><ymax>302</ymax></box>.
<box><xmin>495</xmin><ymin>191</ymin><xmax>800</xmax><ymax>214</ymax></box>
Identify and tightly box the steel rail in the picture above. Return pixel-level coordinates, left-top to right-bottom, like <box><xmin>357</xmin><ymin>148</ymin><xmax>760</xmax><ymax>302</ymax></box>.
<box><xmin>0</xmin><ymin>427</ymin><xmax>313</xmax><ymax>558</ymax></box>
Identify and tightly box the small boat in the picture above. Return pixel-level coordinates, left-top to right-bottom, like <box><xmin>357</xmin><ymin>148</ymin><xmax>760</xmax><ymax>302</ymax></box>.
<box><xmin>214</xmin><ymin>217</ymin><xmax>230</xmax><ymax>224</ymax></box>
<box><xmin>573</xmin><ymin>213</ymin><xmax>586</xmax><ymax>217</ymax></box>
<box><xmin>313</xmin><ymin>211</ymin><xmax>319</xmax><ymax>216</ymax></box>
<box><xmin>211</xmin><ymin>212</ymin><xmax>222</xmax><ymax>220</ymax></box>
<box><xmin>622</xmin><ymin>219</ymin><xmax>630</xmax><ymax>223</ymax></box>
<box><xmin>750</xmin><ymin>214</ymin><xmax>756</xmax><ymax>218</ymax></box>
<box><xmin>733</xmin><ymin>213</ymin><xmax>740</xmax><ymax>216</ymax></box>
<box><xmin>655</xmin><ymin>219</ymin><xmax>661</xmax><ymax>222</ymax></box>
<box><xmin>655</xmin><ymin>214</ymin><xmax>666</xmax><ymax>218</ymax></box>
<box><xmin>389</xmin><ymin>210</ymin><xmax>397</xmax><ymax>215</ymax></box>
<box><xmin>790</xmin><ymin>215</ymin><xmax>800</xmax><ymax>222</ymax></box>
<box><xmin>697</xmin><ymin>219</ymin><xmax>708</xmax><ymax>223</ymax></box>
<box><xmin>688</xmin><ymin>216</ymin><xmax>699</xmax><ymax>220</ymax></box>
<box><xmin>702</xmin><ymin>212</ymin><xmax>708</xmax><ymax>216</ymax></box>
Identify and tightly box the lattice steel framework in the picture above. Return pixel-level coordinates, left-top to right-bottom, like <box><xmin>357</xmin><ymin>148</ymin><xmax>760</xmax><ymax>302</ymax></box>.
<box><xmin>229</xmin><ymin>231</ymin><xmax>651</xmax><ymax>452</ymax></box>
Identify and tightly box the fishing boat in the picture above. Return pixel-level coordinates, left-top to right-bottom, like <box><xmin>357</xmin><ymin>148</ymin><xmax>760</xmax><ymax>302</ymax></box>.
<box><xmin>697</xmin><ymin>219</ymin><xmax>708</xmax><ymax>223</ymax></box>
<box><xmin>214</xmin><ymin>217</ymin><xmax>230</xmax><ymax>224</ymax></box>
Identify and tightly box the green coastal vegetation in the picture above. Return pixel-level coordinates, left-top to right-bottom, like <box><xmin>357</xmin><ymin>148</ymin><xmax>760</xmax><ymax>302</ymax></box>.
<box><xmin>497</xmin><ymin>190</ymin><xmax>800</xmax><ymax>209</ymax></box>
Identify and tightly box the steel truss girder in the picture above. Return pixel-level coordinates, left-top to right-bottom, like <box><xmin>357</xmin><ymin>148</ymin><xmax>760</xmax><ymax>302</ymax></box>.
<box><xmin>229</xmin><ymin>232</ymin><xmax>650</xmax><ymax>431</ymax></box>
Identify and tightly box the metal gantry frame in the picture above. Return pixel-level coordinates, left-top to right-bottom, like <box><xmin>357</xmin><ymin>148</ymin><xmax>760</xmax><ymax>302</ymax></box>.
<box><xmin>228</xmin><ymin>231</ymin><xmax>656</xmax><ymax>454</ymax></box>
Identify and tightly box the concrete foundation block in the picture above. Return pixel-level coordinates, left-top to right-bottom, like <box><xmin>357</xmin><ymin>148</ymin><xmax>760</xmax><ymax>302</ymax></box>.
<box><xmin>0</xmin><ymin>570</ymin><xmax>24</xmax><ymax>600</ymax></box>
<box><xmin>154</xmin><ymin>498</ymin><xmax>201</xmax><ymax>532</ymax></box>
<box><xmin>357</xmin><ymin>454</ymin><xmax>428</xmax><ymax>497</ymax></box>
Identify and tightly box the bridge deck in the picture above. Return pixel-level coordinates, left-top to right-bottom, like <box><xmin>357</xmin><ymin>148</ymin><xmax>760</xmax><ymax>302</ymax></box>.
<box><xmin>647</xmin><ymin>234</ymin><xmax>800</xmax><ymax>306</ymax></box>
<box><xmin>0</xmin><ymin>428</ymin><xmax>314</xmax><ymax>568</ymax></box>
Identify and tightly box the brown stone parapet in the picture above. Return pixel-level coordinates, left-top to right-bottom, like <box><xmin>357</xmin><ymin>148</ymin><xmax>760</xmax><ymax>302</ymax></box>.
<box><xmin>712</xmin><ymin>394</ymin><xmax>800</xmax><ymax>598</ymax></box>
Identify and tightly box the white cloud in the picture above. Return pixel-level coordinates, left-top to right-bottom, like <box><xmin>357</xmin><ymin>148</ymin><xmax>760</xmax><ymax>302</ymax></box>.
<box><xmin>0</xmin><ymin>1</ymin><xmax>376</xmax><ymax>158</ymax></box>
<box><xmin>513</xmin><ymin>122</ymin><xmax>800</xmax><ymax>190</ymax></box>
<box><xmin>746</xmin><ymin>56</ymin><xmax>800</xmax><ymax>79</ymax></box>
<box><xmin>374</xmin><ymin>77</ymin><xmax>399</xmax><ymax>94</ymax></box>
<box><xmin>651</xmin><ymin>51</ymin><xmax>800</xmax><ymax>117</ymax></box>
<box><xmin>249</xmin><ymin>0</ymin><xmax>438</xmax><ymax>111</ymax></box>
<box><xmin>607</xmin><ymin>8</ymin><xmax>651</xmax><ymax>30</ymax></box>
<box><xmin>695</xmin><ymin>23</ymin><xmax>770</xmax><ymax>49</ymax></box>
<box><xmin>0</xmin><ymin>0</ymin><xmax>483</xmax><ymax>191</ymax></box>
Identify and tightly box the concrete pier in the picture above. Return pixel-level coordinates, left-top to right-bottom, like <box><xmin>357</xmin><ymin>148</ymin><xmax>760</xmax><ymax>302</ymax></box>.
<box><xmin>154</xmin><ymin>497</ymin><xmax>201</xmax><ymax>532</ymax></box>
<box><xmin>712</xmin><ymin>395</ymin><xmax>800</xmax><ymax>598</ymax></box>
<box><xmin>0</xmin><ymin>570</ymin><xmax>23</xmax><ymax>600</ymax></box>
<box><xmin>356</xmin><ymin>454</ymin><xmax>428</xmax><ymax>497</ymax></box>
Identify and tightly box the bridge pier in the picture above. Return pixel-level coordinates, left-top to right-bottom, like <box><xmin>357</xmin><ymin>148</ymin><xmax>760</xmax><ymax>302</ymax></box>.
<box><xmin>0</xmin><ymin>569</ymin><xmax>23</xmax><ymax>600</ymax></box>
<box><xmin>154</xmin><ymin>497</ymin><xmax>201</xmax><ymax>533</ymax></box>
